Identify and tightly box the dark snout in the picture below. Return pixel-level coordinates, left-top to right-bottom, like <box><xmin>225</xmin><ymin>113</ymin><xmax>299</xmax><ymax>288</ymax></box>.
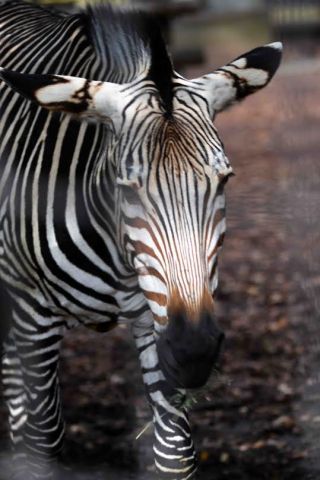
<box><xmin>156</xmin><ymin>310</ymin><xmax>224</xmax><ymax>389</ymax></box>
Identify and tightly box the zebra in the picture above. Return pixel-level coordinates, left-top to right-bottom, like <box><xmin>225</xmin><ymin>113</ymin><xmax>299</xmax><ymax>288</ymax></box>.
<box><xmin>0</xmin><ymin>0</ymin><xmax>282</xmax><ymax>478</ymax></box>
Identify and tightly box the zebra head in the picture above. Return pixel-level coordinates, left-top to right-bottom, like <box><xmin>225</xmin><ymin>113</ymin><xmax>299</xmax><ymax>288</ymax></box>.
<box><xmin>0</xmin><ymin>40</ymin><xmax>282</xmax><ymax>389</ymax></box>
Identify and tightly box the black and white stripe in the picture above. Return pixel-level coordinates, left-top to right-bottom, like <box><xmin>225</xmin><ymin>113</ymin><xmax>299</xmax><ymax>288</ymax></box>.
<box><xmin>0</xmin><ymin>1</ymin><xmax>282</xmax><ymax>478</ymax></box>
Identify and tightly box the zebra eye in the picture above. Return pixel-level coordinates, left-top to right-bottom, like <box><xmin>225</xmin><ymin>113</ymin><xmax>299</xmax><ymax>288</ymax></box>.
<box><xmin>117</xmin><ymin>182</ymin><xmax>141</xmax><ymax>204</ymax></box>
<box><xmin>218</xmin><ymin>171</ymin><xmax>235</xmax><ymax>187</ymax></box>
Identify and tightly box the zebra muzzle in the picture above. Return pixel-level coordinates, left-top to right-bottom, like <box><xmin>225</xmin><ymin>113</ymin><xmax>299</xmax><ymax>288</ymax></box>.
<box><xmin>156</xmin><ymin>310</ymin><xmax>224</xmax><ymax>389</ymax></box>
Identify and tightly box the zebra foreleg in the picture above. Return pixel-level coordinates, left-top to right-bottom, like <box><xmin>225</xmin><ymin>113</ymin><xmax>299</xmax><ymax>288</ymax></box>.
<box><xmin>2</xmin><ymin>329</ymin><xmax>27</xmax><ymax>477</ymax></box>
<box><xmin>133</xmin><ymin>319</ymin><xmax>197</xmax><ymax>480</ymax></box>
<box><xmin>10</xmin><ymin>309</ymin><xmax>65</xmax><ymax>480</ymax></box>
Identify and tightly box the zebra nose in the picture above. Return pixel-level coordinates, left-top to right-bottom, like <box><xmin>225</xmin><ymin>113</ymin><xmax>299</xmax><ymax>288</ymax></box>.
<box><xmin>156</xmin><ymin>310</ymin><xmax>225</xmax><ymax>389</ymax></box>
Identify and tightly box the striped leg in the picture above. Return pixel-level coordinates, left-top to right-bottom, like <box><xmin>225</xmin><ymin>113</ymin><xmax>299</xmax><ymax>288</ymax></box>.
<box><xmin>133</xmin><ymin>318</ymin><xmax>197</xmax><ymax>480</ymax></box>
<box><xmin>2</xmin><ymin>329</ymin><xmax>27</xmax><ymax>476</ymax></box>
<box><xmin>6</xmin><ymin>307</ymin><xmax>65</xmax><ymax>480</ymax></box>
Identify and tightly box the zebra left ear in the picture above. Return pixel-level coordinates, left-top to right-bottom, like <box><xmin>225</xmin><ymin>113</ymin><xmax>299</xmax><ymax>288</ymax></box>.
<box><xmin>198</xmin><ymin>42</ymin><xmax>282</xmax><ymax>114</ymax></box>
<box><xmin>0</xmin><ymin>69</ymin><xmax>123</xmax><ymax>123</ymax></box>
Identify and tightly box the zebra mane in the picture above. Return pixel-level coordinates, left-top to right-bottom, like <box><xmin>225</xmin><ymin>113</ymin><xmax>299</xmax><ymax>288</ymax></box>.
<box><xmin>85</xmin><ymin>3</ymin><xmax>174</xmax><ymax>115</ymax></box>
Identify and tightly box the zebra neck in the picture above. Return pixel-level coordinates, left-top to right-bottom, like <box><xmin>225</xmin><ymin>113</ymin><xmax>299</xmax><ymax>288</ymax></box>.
<box><xmin>88</xmin><ymin>138</ymin><xmax>117</xmax><ymax>223</ymax></box>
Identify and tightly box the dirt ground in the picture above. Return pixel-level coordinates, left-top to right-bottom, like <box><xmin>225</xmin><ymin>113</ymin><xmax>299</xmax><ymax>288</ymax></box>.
<box><xmin>1</xmin><ymin>37</ymin><xmax>320</xmax><ymax>480</ymax></box>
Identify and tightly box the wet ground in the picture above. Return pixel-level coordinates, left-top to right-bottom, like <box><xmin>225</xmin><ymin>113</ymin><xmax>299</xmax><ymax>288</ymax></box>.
<box><xmin>1</xmin><ymin>29</ymin><xmax>320</xmax><ymax>480</ymax></box>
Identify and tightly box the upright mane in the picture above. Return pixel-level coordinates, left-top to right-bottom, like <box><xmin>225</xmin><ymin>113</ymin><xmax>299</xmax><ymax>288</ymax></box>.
<box><xmin>86</xmin><ymin>3</ymin><xmax>174</xmax><ymax>115</ymax></box>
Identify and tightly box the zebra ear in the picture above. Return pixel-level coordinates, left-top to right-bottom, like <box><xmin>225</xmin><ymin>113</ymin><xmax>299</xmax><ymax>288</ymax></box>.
<box><xmin>199</xmin><ymin>42</ymin><xmax>282</xmax><ymax>114</ymax></box>
<box><xmin>0</xmin><ymin>69</ymin><xmax>123</xmax><ymax>122</ymax></box>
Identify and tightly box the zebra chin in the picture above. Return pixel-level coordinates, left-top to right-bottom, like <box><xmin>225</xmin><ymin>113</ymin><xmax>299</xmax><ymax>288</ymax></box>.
<box><xmin>156</xmin><ymin>309</ymin><xmax>225</xmax><ymax>390</ymax></box>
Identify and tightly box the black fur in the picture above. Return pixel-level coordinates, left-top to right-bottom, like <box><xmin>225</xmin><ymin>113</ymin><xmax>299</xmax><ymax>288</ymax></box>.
<box><xmin>146</xmin><ymin>18</ymin><xmax>174</xmax><ymax>117</ymax></box>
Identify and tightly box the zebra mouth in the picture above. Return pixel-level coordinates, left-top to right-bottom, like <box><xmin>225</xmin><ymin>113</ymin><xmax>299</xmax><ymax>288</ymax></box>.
<box><xmin>156</xmin><ymin>329</ymin><xmax>224</xmax><ymax>390</ymax></box>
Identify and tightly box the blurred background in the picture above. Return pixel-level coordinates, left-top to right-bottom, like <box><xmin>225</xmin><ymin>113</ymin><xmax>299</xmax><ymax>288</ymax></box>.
<box><xmin>1</xmin><ymin>0</ymin><xmax>320</xmax><ymax>479</ymax></box>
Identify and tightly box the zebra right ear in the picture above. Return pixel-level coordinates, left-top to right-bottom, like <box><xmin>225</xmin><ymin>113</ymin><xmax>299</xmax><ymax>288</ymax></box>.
<box><xmin>196</xmin><ymin>42</ymin><xmax>282</xmax><ymax>115</ymax></box>
<box><xmin>0</xmin><ymin>69</ymin><xmax>124</xmax><ymax>124</ymax></box>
